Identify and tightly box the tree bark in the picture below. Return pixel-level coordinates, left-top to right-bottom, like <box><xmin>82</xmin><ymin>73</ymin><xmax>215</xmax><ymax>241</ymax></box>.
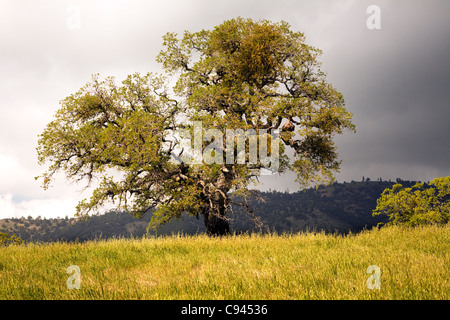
<box><xmin>202</xmin><ymin>191</ymin><xmax>230</xmax><ymax>236</ymax></box>
<box><xmin>203</xmin><ymin>206</ymin><xmax>230</xmax><ymax>236</ymax></box>
<box><xmin>197</xmin><ymin>168</ymin><xmax>232</xmax><ymax>236</ymax></box>
<box><xmin>202</xmin><ymin>171</ymin><xmax>230</xmax><ymax>236</ymax></box>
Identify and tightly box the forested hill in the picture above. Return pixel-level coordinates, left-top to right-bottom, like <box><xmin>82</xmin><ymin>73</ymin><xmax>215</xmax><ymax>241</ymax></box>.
<box><xmin>0</xmin><ymin>180</ymin><xmax>420</xmax><ymax>242</ymax></box>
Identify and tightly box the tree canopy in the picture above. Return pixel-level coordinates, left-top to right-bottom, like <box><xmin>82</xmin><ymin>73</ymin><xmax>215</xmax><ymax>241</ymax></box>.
<box><xmin>36</xmin><ymin>18</ymin><xmax>355</xmax><ymax>235</ymax></box>
<box><xmin>373</xmin><ymin>176</ymin><xmax>450</xmax><ymax>226</ymax></box>
<box><xmin>0</xmin><ymin>231</ymin><xmax>23</xmax><ymax>246</ymax></box>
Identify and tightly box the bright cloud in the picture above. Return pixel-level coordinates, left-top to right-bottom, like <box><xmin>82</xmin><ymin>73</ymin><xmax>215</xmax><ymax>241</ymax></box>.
<box><xmin>0</xmin><ymin>193</ymin><xmax>78</xmax><ymax>219</ymax></box>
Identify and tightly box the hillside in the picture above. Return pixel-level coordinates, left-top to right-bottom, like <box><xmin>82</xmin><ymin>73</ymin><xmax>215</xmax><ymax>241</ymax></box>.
<box><xmin>0</xmin><ymin>180</ymin><xmax>419</xmax><ymax>242</ymax></box>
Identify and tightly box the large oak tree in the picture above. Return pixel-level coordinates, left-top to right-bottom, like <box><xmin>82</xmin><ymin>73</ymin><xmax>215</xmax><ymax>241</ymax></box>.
<box><xmin>37</xmin><ymin>18</ymin><xmax>355</xmax><ymax>235</ymax></box>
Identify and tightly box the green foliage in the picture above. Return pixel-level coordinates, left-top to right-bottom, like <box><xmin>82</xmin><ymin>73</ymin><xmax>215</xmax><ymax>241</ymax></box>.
<box><xmin>36</xmin><ymin>18</ymin><xmax>355</xmax><ymax>233</ymax></box>
<box><xmin>373</xmin><ymin>176</ymin><xmax>450</xmax><ymax>226</ymax></box>
<box><xmin>0</xmin><ymin>231</ymin><xmax>23</xmax><ymax>246</ymax></box>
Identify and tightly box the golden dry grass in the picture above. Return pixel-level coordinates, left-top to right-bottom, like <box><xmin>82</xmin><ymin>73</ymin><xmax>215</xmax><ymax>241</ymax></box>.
<box><xmin>0</xmin><ymin>225</ymin><xmax>448</xmax><ymax>299</ymax></box>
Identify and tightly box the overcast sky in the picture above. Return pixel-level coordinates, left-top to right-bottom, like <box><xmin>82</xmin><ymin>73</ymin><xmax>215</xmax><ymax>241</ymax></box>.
<box><xmin>0</xmin><ymin>0</ymin><xmax>449</xmax><ymax>218</ymax></box>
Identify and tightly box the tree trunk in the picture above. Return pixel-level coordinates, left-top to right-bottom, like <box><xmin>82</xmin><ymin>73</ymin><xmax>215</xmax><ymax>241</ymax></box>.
<box><xmin>201</xmin><ymin>169</ymin><xmax>231</xmax><ymax>236</ymax></box>
<box><xmin>202</xmin><ymin>189</ymin><xmax>230</xmax><ymax>236</ymax></box>
<box><xmin>203</xmin><ymin>207</ymin><xmax>230</xmax><ymax>236</ymax></box>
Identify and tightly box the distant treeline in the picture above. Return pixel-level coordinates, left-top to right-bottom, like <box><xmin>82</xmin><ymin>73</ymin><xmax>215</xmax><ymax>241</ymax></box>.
<box><xmin>0</xmin><ymin>180</ymin><xmax>421</xmax><ymax>242</ymax></box>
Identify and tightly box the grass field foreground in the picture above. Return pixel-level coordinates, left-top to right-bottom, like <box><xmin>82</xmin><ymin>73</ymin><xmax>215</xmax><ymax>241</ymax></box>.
<box><xmin>0</xmin><ymin>225</ymin><xmax>448</xmax><ymax>299</ymax></box>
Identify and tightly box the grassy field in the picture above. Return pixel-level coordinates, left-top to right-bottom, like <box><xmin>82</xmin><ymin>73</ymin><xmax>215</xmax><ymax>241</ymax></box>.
<box><xmin>0</xmin><ymin>225</ymin><xmax>448</xmax><ymax>299</ymax></box>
